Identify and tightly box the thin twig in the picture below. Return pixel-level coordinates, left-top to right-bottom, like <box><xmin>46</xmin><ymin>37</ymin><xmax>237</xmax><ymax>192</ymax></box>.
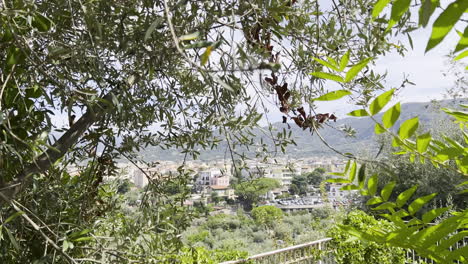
<box><xmin>0</xmin><ymin>192</ymin><xmax>78</xmax><ymax>264</ymax></box>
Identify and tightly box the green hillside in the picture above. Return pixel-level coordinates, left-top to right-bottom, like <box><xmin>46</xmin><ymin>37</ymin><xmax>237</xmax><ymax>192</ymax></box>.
<box><xmin>139</xmin><ymin>99</ymin><xmax>466</xmax><ymax>161</ymax></box>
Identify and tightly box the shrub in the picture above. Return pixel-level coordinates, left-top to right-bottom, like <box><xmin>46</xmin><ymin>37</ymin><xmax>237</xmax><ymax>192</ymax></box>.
<box><xmin>251</xmin><ymin>205</ymin><xmax>283</xmax><ymax>227</ymax></box>
<box><xmin>327</xmin><ymin>210</ymin><xmax>406</xmax><ymax>264</ymax></box>
<box><xmin>187</xmin><ymin>230</ymin><xmax>209</xmax><ymax>244</ymax></box>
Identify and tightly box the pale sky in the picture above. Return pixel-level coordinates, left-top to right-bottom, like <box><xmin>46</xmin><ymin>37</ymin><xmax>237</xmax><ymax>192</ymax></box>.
<box><xmin>301</xmin><ymin>24</ymin><xmax>465</xmax><ymax>124</ymax></box>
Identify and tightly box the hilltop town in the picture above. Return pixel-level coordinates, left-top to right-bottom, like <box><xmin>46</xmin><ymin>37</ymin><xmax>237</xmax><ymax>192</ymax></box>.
<box><xmin>69</xmin><ymin>156</ymin><xmax>355</xmax><ymax>214</ymax></box>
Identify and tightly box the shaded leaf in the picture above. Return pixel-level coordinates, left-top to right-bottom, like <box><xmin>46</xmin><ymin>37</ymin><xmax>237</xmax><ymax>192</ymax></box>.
<box><xmin>358</xmin><ymin>164</ymin><xmax>366</xmax><ymax>188</ymax></box>
<box><xmin>372</xmin><ymin>202</ymin><xmax>396</xmax><ymax>211</ymax></box>
<box><xmin>419</xmin><ymin>0</ymin><xmax>439</xmax><ymax>28</ymax></box>
<box><xmin>32</xmin><ymin>14</ymin><xmax>52</xmax><ymax>32</ymax></box>
<box><xmin>144</xmin><ymin>17</ymin><xmax>165</xmax><ymax>41</ymax></box>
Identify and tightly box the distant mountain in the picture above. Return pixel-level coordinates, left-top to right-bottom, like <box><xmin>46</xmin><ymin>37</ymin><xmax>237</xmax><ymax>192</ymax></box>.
<box><xmin>138</xmin><ymin>99</ymin><xmax>466</xmax><ymax>161</ymax></box>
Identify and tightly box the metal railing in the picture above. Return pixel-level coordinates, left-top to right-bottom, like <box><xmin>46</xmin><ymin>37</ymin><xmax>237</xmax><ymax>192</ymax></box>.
<box><xmin>220</xmin><ymin>238</ymin><xmax>334</xmax><ymax>264</ymax></box>
<box><xmin>406</xmin><ymin>236</ymin><xmax>468</xmax><ymax>264</ymax></box>
<box><xmin>220</xmin><ymin>235</ymin><xmax>468</xmax><ymax>264</ymax></box>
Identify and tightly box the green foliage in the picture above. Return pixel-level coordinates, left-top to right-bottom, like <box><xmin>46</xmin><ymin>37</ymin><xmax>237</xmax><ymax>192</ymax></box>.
<box><xmin>313</xmin><ymin>90</ymin><xmax>350</xmax><ymax>101</ymax></box>
<box><xmin>183</xmin><ymin>210</ymin><xmax>336</xmax><ymax>256</ymax></box>
<box><xmin>161</xmin><ymin>247</ymin><xmax>248</xmax><ymax>264</ymax></box>
<box><xmin>327</xmin><ymin>211</ymin><xmax>406</xmax><ymax>264</ymax></box>
<box><xmin>251</xmin><ymin>205</ymin><xmax>283</xmax><ymax>227</ymax></box>
<box><xmin>289</xmin><ymin>174</ymin><xmax>308</xmax><ymax>195</ymax></box>
<box><xmin>1</xmin><ymin>0</ymin><xmax>464</xmax><ymax>262</ymax></box>
<box><xmin>234</xmin><ymin>178</ymin><xmax>280</xmax><ymax>210</ymax></box>
<box><xmin>306</xmin><ymin>168</ymin><xmax>326</xmax><ymax>186</ymax></box>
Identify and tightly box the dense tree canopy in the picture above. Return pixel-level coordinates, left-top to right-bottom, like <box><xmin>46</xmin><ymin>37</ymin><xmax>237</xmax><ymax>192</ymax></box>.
<box><xmin>1</xmin><ymin>0</ymin><xmax>467</xmax><ymax>262</ymax></box>
<box><xmin>234</xmin><ymin>177</ymin><xmax>280</xmax><ymax>210</ymax></box>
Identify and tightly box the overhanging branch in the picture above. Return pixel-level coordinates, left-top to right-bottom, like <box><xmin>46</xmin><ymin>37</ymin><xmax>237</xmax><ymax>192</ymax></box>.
<box><xmin>0</xmin><ymin>92</ymin><xmax>116</xmax><ymax>202</ymax></box>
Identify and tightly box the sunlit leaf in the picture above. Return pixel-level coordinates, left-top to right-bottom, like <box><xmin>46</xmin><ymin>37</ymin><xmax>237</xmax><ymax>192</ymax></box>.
<box><xmin>314</xmin><ymin>90</ymin><xmax>350</xmax><ymax>101</ymax></box>
<box><xmin>454</xmin><ymin>49</ymin><xmax>468</xmax><ymax>61</ymax></box>
<box><xmin>382</xmin><ymin>102</ymin><xmax>401</xmax><ymax>128</ymax></box>
<box><xmin>347</xmin><ymin>109</ymin><xmax>369</xmax><ymax>117</ymax></box>
<box><xmin>358</xmin><ymin>164</ymin><xmax>366</xmax><ymax>188</ymax></box>
<box><xmin>456</xmin><ymin>156</ymin><xmax>468</xmax><ymax>174</ymax></box>
<box><xmin>442</xmin><ymin>108</ymin><xmax>468</xmax><ymax>121</ymax></box>
<box><xmin>179</xmin><ymin>31</ymin><xmax>200</xmax><ymax>41</ymax></box>
<box><xmin>310</xmin><ymin>72</ymin><xmax>345</xmax><ymax>83</ymax></box>
<box><xmin>422</xmin><ymin>207</ymin><xmax>450</xmax><ymax>223</ymax></box>
<box><xmin>398</xmin><ymin>117</ymin><xmax>419</xmax><ymax>140</ymax></box>
<box><xmin>201</xmin><ymin>46</ymin><xmax>212</xmax><ymax>66</ymax></box>
<box><xmin>345</xmin><ymin>58</ymin><xmax>372</xmax><ymax>82</ymax></box>
<box><xmin>426</xmin><ymin>0</ymin><xmax>468</xmax><ymax>52</ymax></box>
<box><xmin>388</xmin><ymin>0</ymin><xmax>412</xmax><ymax>29</ymax></box>
<box><xmin>339</xmin><ymin>50</ymin><xmax>350</xmax><ymax>71</ymax></box>
<box><xmin>417</xmin><ymin>133</ymin><xmax>431</xmax><ymax>153</ymax></box>
<box><xmin>436</xmin><ymin>147</ymin><xmax>463</xmax><ymax>161</ymax></box>
<box><xmin>381</xmin><ymin>181</ymin><xmax>396</xmax><ymax>201</ymax></box>
<box><xmin>348</xmin><ymin>161</ymin><xmax>357</xmax><ymax>182</ymax></box>
<box><xmin>375</xmin><ymin>123</ymin><xmax>386</xmax><ymax>134</ymax></box>
<box><xmin>367</xmin><ymin>174</ymin><xmax>378</xmax><ymax>196</ymax></box>
<box><xmin>408</xmin><ymin>193</ymin><xmax>437</xmax><ymax>215</ymax></box>
<box><xmin>372</xmin><ymin>0</ymin><xmax>391</xmax><ymax>18</ymax></box>
<box><xmin>396</xmin><ymin>185</ymin><xmax>418</xmax><ymax>208</ymax></box>
<box><xmin>341</xmin><ymin>184</ymin><xmax>360</xmax><ymax>190</ymax></box>
<box><xmin>326</xmin><ymin>178</ymin><xmax>351</xmax><ymax>184</ymax></box>
<box><xmin>367</xmin><ymin>196</ymin><xmax>383</xmax><ymax>205</ymax></box>
<box><xmin>454</xmin><ymin>26</ymin><xmax>468</xmax><ymax>52</ymax></box>
<box><xmin>369</xmin><ymin>89</ymin><xmax>395</xmax><ymax>115</ymax></box>
<box><xmin>312</xmin><ymin>57</ymin><xmax>339</xmax><ymax>71</ymax></box>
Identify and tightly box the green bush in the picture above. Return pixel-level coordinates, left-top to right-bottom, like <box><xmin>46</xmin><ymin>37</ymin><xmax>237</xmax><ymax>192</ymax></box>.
<box><xmin>251</xmin><ymin>205</ymin><xmax>283</xmax><ymax>227</ymax></box>
<box><xmin>187</xmin><ymin>230</ymin><xmax>210</xmax><ymax>244</ymax></box>
<box><xmin>327</xmin><ymin>210</ymin><xmax>406</xmax><ymax>264</ymax></box>
<box><xmin>161</xmin><ymin>247</ymin><xmax>248</xmax><ymax>263</ymax></box>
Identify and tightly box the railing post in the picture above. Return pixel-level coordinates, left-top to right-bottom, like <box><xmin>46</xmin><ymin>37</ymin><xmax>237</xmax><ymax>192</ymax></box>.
<box><xmin>317</xmin><ymin>240</ymin><xmax>322</xmax><ymax>264</ymax></box>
